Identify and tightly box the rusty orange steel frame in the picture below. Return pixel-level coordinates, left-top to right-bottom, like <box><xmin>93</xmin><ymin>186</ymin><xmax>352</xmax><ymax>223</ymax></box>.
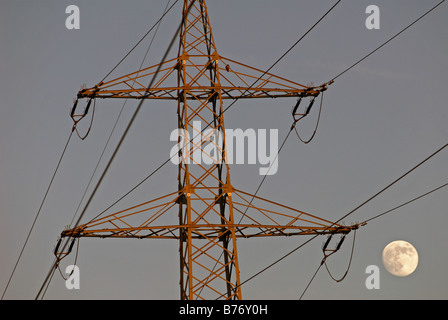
<box><xmin>62</xmin><ymin>0</ymin><xmax>358</xmax><ymax>300</ymax></box>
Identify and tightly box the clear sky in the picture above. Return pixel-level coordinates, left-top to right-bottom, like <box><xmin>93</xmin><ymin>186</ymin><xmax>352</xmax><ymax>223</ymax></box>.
<box><xmin>1</xmin><ymin>0</ymin><xmax>447</xmax><ymax>300</ymax></box>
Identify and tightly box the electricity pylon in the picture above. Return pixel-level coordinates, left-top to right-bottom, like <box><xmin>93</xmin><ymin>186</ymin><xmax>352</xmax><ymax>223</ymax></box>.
<box><xmin>61</xmin><ymin>0</ymin><xmax>358</xmax><ymax>300</ymax></box>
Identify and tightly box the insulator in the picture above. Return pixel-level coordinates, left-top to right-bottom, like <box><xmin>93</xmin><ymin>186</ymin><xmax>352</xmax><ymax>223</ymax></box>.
<box><xmin>173</xmin><ymin>60</ymin><xmax>182</xmax><ymax>70</ymax></box>
<box><xmin>84</xmin><ymin>99</ymin><xmax>92</xmax><ymax>115</ymax></box>
<box><xmin>292</xmin><ymin>98</ymin><xmax>302</xmax><ymax>115</ymax></box>
<box><xmin>206</xmin><ymin>61</ymin><xmax>216</xmax><ymax>70</ymax></box>
<box><xmin>305</xmin><ymin>97</ymin><xmax>315</xmax><ymax>115</ymax></box>
<box><xmin>70</xmin><ymin>100</ymin><xmax>79</xmax><ymax>117</ymax></box>
<box><xmin>208</xmin><ymin>90</ymin><xmax>218</xmax><ymax>103</ymax></box>
<box><xmin>335</xmin><ymin>235</ymin><xmax>346</xmax><ymax>251</ymax></box>
<box><xmin>53</xmin><ymin>238</ymin><xmax>62</xmax><ymax>256</ymax></box>
<box><xmin>68</xmin><ymin>238</ymin><xmax>76</xmax><ymax>254</ymax></box>
<box><xmin>178</xmin><ymin>90</ymin><xmax>185</xmax><ymax>102</ymax></box>
<box><xmin>322</xmin><ymin>234</ymin><xmax>332</xmax><ymax>251</ymax></box>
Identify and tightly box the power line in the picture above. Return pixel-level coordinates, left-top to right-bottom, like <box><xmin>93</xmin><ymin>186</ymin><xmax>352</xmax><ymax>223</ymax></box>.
<box><xmin>215</xmin><ymin>233</ymin><xmax>319</xmax><ymax>300</ymax></box>
<box><xmin>324</xmin><ymin>230</ymin><xmax>357</xmax><ymax>283</ymax></box>
<box><xmin>222</xmin><ymin>0</ymin><xmax>341</xmax><ymax>116</ymax></box>
<box><xmin>2</xmin><ymin>128</ymin><xmax>74</xmax><ymax>300</ymax></box>
<box><xmin>74</xmin><ymin>98</ymin><xmax>96</xmax><ymax>140</ymax></box>
<box><xmin>36</xmin><ymin>0</ymin><xmax>341</xmax><ymax>298</ymax></box>
<box><xmin>35</xmin><ymin>0</ymin><xmax>197</xmax><ymax>300</ymax></box>
<box><xmin>71</xmin><ymin>0</ymin><xmax>193</xmax><ymax>249</ymax></box>
<box><xmin>293</xmin><ymin>91</ymin><xmax>325</xmax><ymax>144</ymax></box>
<box><xmin>218</xmin><ymin>140</ymin><xmax>448</xmax><ymax>299</ymax></box>
<box><xmin>97</xmin><ymin>0</ymin><xmax>445</xmax><ymax>300</ymax></box>
<box><xmin>299</xmin><ymin>229</ymin><xmax>357</xmax><ymax>299</ymax></box>
<box><xmin>331</xmin><ymin>0</ymin><xmax>445</xmax><ymax>81</ymax></box>
<box><xmin>364</xmin><ymin>181</ymin><xmax>448</xmax><ymax>224</ymax></box>
<box><xmin>334</xmin><ymin>141</ymin><xmax>448</xmax><ymax>228</ymax></box>
<box><xmin>99</xmin><ymin>0</ymin><xmax>179</xmax><ymax>83</ymax></box>
<box><xmin>195</xmin><ymin>2</ymin><xmax>343</xmax><ymax>298</ymax></box>
<box><xmin>81</xmin><ymin>2</ymin><xmax>325</xmax><ymax>288</ymax></box>
<box><xmin>196</xmin><ymin>126</ymin><xmax>295</xmax><ymax>299</ymax></box>
<box><xmin>292</xmin><ymin>4</ymin><xmax>448</xmax><ymax>298</ymax></box>
<box><xmin>299</xmin><ymin>260</ymin><xmax>324</xmax><ymax>300</ymax></box>
<box><xmin>39</xmin><ymin>238</ymin><xmax>81</xmax><ymax>300</ymax></box>
<box><xmin>32</xmin><ymin>0</ymin><xmax>445</xmax><ymax>300</ymax></box>
<box><xmin>3</xmin><ymin>0</ymin><xmax>175</xmax><ymax>300</ymax></box>
<box><xmin>69</xmin><ymin>0</ymin><xmax>172</xmax><ymax>227</ymax></box>
<box><xmin>239</xmin><ymin>126</ymin><xmax>294</xmax><ymax>211</ymax></box>
<box><xmin>85</xmin><ymin>0</ymin><xmax>342</xmax><ymax>227</ymax></box>
<box><xmin>300</xmin><ymin>177</ymin><xmax>448</xmax><ymax>298</ymax></box>
<box><xmin>284</xmin><ymin>4</ymin><xmax>448</xmax><ymax>297</ymax></box>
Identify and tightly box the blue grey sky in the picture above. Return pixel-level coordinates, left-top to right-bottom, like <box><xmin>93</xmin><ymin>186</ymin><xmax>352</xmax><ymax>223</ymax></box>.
<box><xmin>1</xmin><ymin>0</ymin><xmax>447</xmax><ymax>300</ymax></box>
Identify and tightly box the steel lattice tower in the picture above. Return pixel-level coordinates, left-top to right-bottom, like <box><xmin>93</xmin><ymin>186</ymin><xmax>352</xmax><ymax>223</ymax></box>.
<box><xmin>61</xmin><ymin>0</ymin><xmax>358</xmax><ymax>300</ymax></box>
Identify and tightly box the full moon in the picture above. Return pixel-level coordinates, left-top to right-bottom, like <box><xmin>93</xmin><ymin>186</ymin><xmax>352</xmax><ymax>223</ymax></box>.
<box><xmin>382</xmin><ymin>240</ymin><xmax>418</xmax><ymax>277</ymax></box>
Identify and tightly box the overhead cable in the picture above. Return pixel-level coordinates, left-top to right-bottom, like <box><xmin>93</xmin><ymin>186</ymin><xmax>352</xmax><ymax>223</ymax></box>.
<box><xmin>85</xmin><ymin>0</ymin><xmax>342</xmax><ymax>226</ymax></box>
<box><xmin>331</xmin><ymin>0</ymin><xmax>445</xmax><ymax>81</ymax></box>
<box><xmin>69</xmin><ymin>0</ymin><xmax>172</xmax><ymax>227</ymax></box>
<box><xmin>222</xmin><ymin>139</ymin><xmax>448</xmax><ymax>300</ymax></box>
<box><xmin>2</xmin><ymin>128</ymin><xmax>74</xmax><ymax>300</ymax></box>
<box><xmin>99</xmin><ymin>0</ymin><xmax>179</xmax><ymax>83</ymax></box>
<box><xmin>35</xmin><ymin>0</ymin><xmax>197</xmax><ymax>300</ymax></box>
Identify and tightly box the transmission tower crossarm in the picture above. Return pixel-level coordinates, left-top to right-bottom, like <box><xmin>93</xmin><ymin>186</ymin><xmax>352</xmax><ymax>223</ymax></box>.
<box><xmin>61</xmin><ymin>223</ymin><xmax>357</xmax><ymax>239</ymax></box>
<box><xmin>75</xmin><ymin>53</ymin><xmax>327</xmax><ymax>102</ymax></box>
<box><xmin>60</xmin><ymin>186</ymin><xmax>359</xmax><ymax>240</ymax></box>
